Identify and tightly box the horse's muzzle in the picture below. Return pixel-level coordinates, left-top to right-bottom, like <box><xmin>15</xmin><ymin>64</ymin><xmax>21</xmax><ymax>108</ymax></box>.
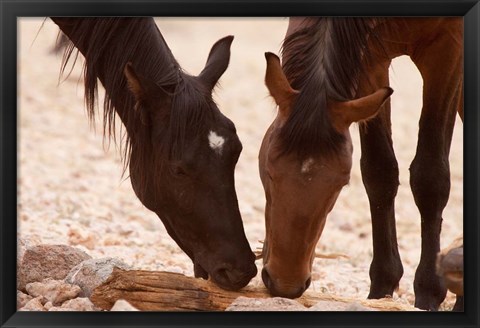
<box><xmin>261</xmin><ymin>267</ymin><xmax>311</xmax><ymax>299</ymax></box>
<box><xmin>210</xmin><ymin>257</ymin><xmax>258</xmax><ymax>291</ymax></box>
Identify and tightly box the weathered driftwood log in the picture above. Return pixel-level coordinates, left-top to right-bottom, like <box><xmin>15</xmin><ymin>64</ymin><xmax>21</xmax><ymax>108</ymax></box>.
<box><xmin>90</xmin><ymin>268</ymin><xmax>418</xmax><ymax>311</ymax></box>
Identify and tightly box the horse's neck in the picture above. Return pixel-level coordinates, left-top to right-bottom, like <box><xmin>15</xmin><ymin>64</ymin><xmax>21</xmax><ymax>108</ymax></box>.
<box><xmin>374</xmin><ymin>18</ymin><xmax>462</xmax><ymax>60</ymax></box>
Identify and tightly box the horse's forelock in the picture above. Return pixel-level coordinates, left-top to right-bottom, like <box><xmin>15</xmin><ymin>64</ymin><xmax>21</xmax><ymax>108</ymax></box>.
<box><xmin>166</xmin><ymin>78</ymin><xmax>214</xmax><ymax>160</ymax></box>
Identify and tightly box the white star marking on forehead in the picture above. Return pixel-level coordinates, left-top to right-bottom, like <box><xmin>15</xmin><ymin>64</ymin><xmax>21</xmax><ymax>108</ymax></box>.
<box><xmin>208</xmin><ymin>131</ymin><xmax>225</xmax><ymax>155</ymax></box>
<box><xmin>301</xmin><ymin>158</ymin><xmax>315</xmax><ymax>174</ymax></box>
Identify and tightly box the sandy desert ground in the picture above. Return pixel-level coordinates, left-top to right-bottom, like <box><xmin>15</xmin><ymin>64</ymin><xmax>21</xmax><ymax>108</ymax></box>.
<box><xmin>18</xmin><ymin>17</ymin><xmax>463</xmax><ymax>310</ymax></box>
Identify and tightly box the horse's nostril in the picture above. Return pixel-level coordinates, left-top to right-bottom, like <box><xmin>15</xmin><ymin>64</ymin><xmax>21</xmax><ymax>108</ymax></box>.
<box><xmin>216</xmin><ymin>267</ymin><xmax>226</xmax><ymax>276</ymax></box>
<box><xmin>212</xmin><ymin>267</ymin><xmax>232</xmax><ymax>287</ymax></box>
<box><xmin>215</xmin><ymin>268</ymin><xmax>231</xmax><ymax>283</ymax></box>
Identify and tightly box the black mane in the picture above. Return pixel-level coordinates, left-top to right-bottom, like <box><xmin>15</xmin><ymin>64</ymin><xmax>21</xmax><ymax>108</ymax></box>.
<box><xmin>280</xmin><ymin>17</ymin><xmax>385</xmax><ymax>158</ymax></box>
<box><xmin>54</xmin><ymin>18</ymin><xmax>211</xmax><ymax>168</ymax></box>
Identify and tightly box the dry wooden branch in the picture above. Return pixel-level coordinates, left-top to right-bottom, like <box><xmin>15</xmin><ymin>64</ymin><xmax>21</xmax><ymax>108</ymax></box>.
<box><xmin>90</xmin><ymin>268</ymin><xmax>419</xmax><ymax>312</ymax></box>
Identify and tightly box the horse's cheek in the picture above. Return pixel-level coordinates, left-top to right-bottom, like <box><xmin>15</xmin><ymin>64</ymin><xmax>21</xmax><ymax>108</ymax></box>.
<box><xmin>171</xmin><ymin>183</ymin><xmax>195</xmax><ymax>214</ymax></box>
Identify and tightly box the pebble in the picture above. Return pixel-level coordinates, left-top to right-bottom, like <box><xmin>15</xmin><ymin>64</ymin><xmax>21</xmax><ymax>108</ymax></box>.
<box><xmin>26</xmin><ymin>278</ymin><xmax>81</xmax><ymax>305</ymax></box>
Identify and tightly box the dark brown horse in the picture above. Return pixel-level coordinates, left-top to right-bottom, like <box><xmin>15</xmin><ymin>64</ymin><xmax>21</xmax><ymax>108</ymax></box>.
<box><xmin>260</xmin><ymin>17</ymin><xmax>463</xmax><ymax>310</ymax></box>
<box><xmin>51</xmin><ymin>17</ymin><xmax>257</xmax><ymax>290</ymax></box>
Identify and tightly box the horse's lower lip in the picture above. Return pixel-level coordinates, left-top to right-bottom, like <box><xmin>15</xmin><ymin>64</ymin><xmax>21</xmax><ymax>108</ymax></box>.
<box><xmin>194</xmin><ymin>262</ymin><xmax>209</xmax><ymax>279</ymax></box>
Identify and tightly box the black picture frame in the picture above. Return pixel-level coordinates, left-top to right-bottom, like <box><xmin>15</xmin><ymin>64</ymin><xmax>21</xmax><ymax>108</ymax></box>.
<box><xmin>1</xmin><ymin>1</ymin><xmax>479</xmax><ymax>327</ymax></box>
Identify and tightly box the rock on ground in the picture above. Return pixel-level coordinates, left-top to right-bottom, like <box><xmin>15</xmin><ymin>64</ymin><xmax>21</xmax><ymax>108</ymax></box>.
<box><xmin>436</xmin><ymin>236</ymin><xmax>463</xmax><ymax>296</ymax></box>
<box><xmin>18</xmin><ymin>244</ymin><xmax>91</xmax><ymax>291</ymax></box>
<box><xmin>61</xmin><ymin>297</ymin><xmax>98</xmax><ymax>311</ymax></box>
<box><xmin>17</xmin><ymin>235</ymin><xmax>42</xmax><ymax>261</ymax></box>
<box><xmin>25</xmin><ymin>278</ymin><xmax>81</xmax><ymax>306</ymax></box>
<box><xmin>226</xmin><ymin>297</ymin><xmax>307</xmax><ymax>311</ymax></box>
<box><xmin>17</xmin><ymin>290</ymin><xmax>33</xmax><ymax>309</ymax></box>
<box><xmin>65</xmin><ymin>257</ymin><xmax>131</xmax><ymax>297</ymax></box>
<box><xmin>226</xmin><ymin>297</ymin><xmax>376</xmax><ymax>312</ymax></box>
<box><xmin>110</xmin><ymin>299</ymin><xmax>139</xmax><ymax>311</ymax></box>
<box><xmin>48</xmin><ymin>307</ymin><xmax>77</xmax><ymax>311</ymax></box>
<box><xmin>308</xmin><ymin>300</ymin><xmax>374</xmax><ymax>311</ymax></box>
<box><xmin>18</xmin><ymin>297</ymin><xmax>47</xmax><ymax>311</ymax></box>
<box><xmin>44</xmin><ymin>302</ymin><xmax>53</xmax><ymax>310</ymax></box>
<box><xmin>50</xmin><ymin>297</ymin><xmax>99</xmax><ymax>311</ymax></box>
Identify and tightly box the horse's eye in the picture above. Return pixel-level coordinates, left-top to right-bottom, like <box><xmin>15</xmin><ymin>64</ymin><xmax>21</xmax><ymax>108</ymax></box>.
<box><xmin>172</xmin><ymin>165</ymin><xmax>188</xmax><ymax>177</ymax></box>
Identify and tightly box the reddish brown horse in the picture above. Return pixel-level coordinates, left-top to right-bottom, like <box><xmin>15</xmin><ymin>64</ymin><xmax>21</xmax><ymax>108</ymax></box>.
<box><xmin>260</xmin><ymin>17</ymin><xmax>463</xmax><ymax>311</ymax></box>
<box><xmin>51</xmin><ymin>18</ymin><xmax>257</xmax><ymax>291</ymax></box>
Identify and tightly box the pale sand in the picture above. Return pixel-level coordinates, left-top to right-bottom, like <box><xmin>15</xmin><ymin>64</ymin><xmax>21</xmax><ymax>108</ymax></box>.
<box><xmin>18</xmin><ymin>18</ymin><xmax>463</xmax><ymax>310</ymax></box>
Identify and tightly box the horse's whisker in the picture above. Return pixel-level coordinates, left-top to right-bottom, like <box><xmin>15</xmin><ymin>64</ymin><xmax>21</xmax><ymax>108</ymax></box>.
<box><xmin>254</xmin><ymin>248</ymin><xmax>348</xmax><ymax>261</ymax></box>
<box><xmin>314</xmin><ymin>252</ymin><xmax>350</xmax><ymax>260</ymax></box>
<box><xmin>254</xmin><ymin>250</ymin><xmax>263</xmax><ymax>260</ymax></box>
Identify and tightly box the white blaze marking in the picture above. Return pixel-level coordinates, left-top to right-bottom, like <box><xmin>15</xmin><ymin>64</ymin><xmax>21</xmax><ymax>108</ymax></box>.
<box><xmin>301</xmin><ymin>158</ymin><xmax>315</xmax><ymax>174</ymax></box>
<box><xmin>208</xmin><ymin>131</ymin><xmax>225</xmax><ymax>155</ymax></box>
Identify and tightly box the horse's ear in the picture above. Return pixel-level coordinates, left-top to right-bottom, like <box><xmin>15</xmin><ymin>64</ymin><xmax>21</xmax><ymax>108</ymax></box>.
<box><xmin>198</xmin><ymin>35</ymin><xmax>234</xmax><ymax>91</ymax></box>
<box><xmin>124</xmin><ymin>62</ymin><xmax>170</xmax><ymax>125</ymax></box>
<box><xmin>124</xmin><ymin>62</ymin><xmax>148</xmax><ymax>101</ymax></box>
<box><xmin>264</xmin><ymin>52</ymin><xmax>299</xmax><ymax>119</ymax></box>
<box><xmin>330</xmin><ymin>87</ymin><xmax>393</xmax><ymax>130</ymax></box>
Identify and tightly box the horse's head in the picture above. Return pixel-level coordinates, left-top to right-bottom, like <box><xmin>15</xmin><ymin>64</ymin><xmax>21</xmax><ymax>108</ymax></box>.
<box><xmin>259</xmin><ymin>53</ymin><xmax>392</xmax><ymax>298</ymax></box>
<box><xmin>122</xmin><ymin>36</ymin><xmax>257</xmax><ymax>291</ymax></box>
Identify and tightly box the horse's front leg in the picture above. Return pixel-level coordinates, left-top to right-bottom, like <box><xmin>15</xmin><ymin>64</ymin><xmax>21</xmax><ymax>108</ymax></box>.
<box><xmin>360</xmin><ymin>100</ymin><xmax>404</xmax><ymax>300</ymax></box>
<box><xmin>410</xmin><ymin>28</ymin><xmax>463</xmax><ymax>311</ymax></box>
<box><xmin>358</xmin><ymin>63</ymin><xmax>404</xmax><ymax>300</ymax></box>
